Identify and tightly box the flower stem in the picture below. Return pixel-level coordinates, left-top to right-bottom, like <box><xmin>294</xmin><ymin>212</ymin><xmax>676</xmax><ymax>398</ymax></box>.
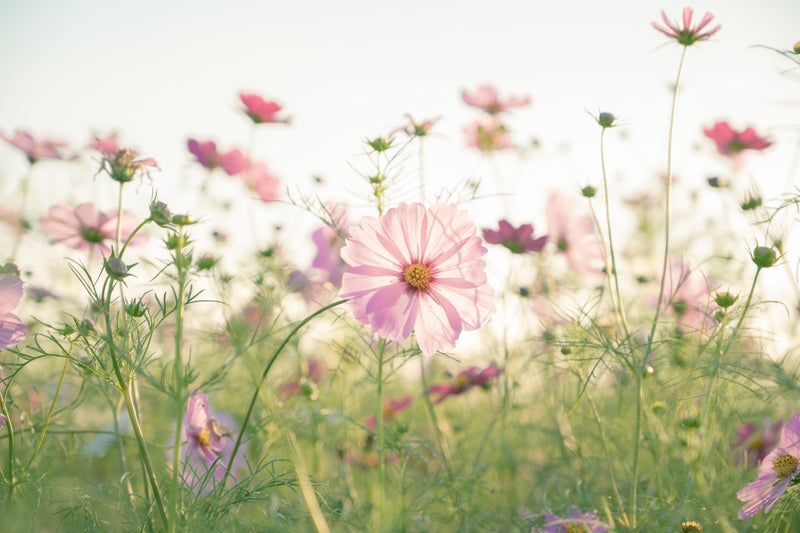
<box><xmin>10</xmin><ymin>165</ymin><xmax>33</xmax><ymax>263</ymax></box>
<box><xmin>375</xmin><ymin>338</ymin><xmax>386</xmax><ymax>524</ymax></box>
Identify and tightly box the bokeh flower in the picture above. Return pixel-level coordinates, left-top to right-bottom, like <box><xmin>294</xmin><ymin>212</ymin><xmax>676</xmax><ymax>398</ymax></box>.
<box><xmin>545</xmin><ymin>192</ymin><xmax>604</xmax><ymax>276</ymax></box>
<box><xmin>279</xmin><ymin>357</ymin><xmax>326</xmax><ymax>399</ymax></box>
<box><xmin>703</xmin><ymin>121</ymin><xmax>772</xmax><ymax>157</ymax></box>
<box><xmin>464</xmin><ymin>118</ymin><xmax>514</xmax><ymax>152</ymax></box>
<box><xmin>311</xmin><ymin>205</ymin><xmax>349</xmax><ymax>287</ymax></box>
<box><xmin>90</xmin><ymin>133</ymin><xmax>120</xmax><ymax>155</ymax></box>
<box><xmin>99</xmin><ymin>148</ymin><xmax>159</xmax><ymax>183</ymax></box>
<box><xmin>340</xmin><ymin>202</ymin><xmax>495</xmax><ymax>356</ymax></box>
<box><xmin>364</xmin><ymin>395</ymin><xmax>413</xmax><ymax>429</ymax></box>
<box><xmin>652</xmin><ymin>7</ymin><xmax>720</xmax><ymax>46</ymax></box>
<box><xmin>183</xmin><ymin>392</ymin><xmax>234</xmax><ymax>481</ymax></box>
<box><xmin>239</xmin><ymin>92</ymin><xmax>291</xmax><ymax>124</ymax></box>
<box><xmin>241</xmin><ymin>161</ymin><xmax>282</xmax><ymax>202</ymax></box>
<box><xmin>660</xmin><ymin>258</ymin><xmax>714</xmax><ymax>333</ymax></box>
<box><xmin>462</xmin><ymin>84</ymin><xmax>530</xmax><ymax>114</ymax></box>
<box><xmin>733</xmin><ymin>418</ymin><xmax>782</xmax><ymax>468</ymax></box>
<box><xmin>187</xmin><ymin>139</ymin><xmax>247</xmax><ymax>176</ymax></box>
<box><xmin>1</xmin><ymin>129</ymin><xmax>67</xmax><ymax>163</ymax></box>
<box><xmin>536</xmin><ymin>506</ymin><xmax>610</xmax><ymax>532</ymax></box>
<box><xmin>428</xmin><ymin>363</ymin><xmax>502</xmax><ymax>404</ymax></box>
<box><xmin>483</xmin><ymin>220</ymin><xmax>547</xmax><ymax>254</ymax></box>
<box><xmin>0</xmin><ymin>272</ymin><xmax>27</xmax><ymax>349</ymax></box>
<box><xmin>738</xmin><ymin>411</ymin><xmax>800</xmax><ymax>519</ymax></box>
<box><xmin>40</xmin><ymin>202</ymin><xmax>145</xmax><ymax>256</ymax></box>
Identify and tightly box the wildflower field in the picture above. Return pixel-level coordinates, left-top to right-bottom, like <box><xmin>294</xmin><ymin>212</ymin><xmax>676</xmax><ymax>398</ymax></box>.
<box><xmin>2</xmin><ymin>3</ymin><xmax>800</xmax><ymax>532</ymax></box>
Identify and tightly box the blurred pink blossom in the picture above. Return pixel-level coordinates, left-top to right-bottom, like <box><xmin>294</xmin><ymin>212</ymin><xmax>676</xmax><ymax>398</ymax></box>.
<box><xmin>652</xmin><ymin>7</ymin><xmax>720</xmax><ymax>46</ymax></box>
<box><xmin>659</xmin><ymin>258</ymin><xmax>715</xmax><ymax>333</ymax></box>
<box><xmin>241</xmin><ymin>161</ymin><xmax>281</xmax><ymax>202</ymax></box>
<box><xmin>90</xmin><ymin>134</ymin><xmax>121</xmax><ymax>155</ymax></box>
<box><xmin>364</xmin><ymin>395</ymin><xmax>413</xmax><ymax>429</ymax></box>
<box><xmin>311</xmin><ymin>205</ymin><xmax>349</xmax><ymax>287</ymax></box>
<box><xmin>0</xmin><ymin>273</ymin><xmax>27</xmax><ymax>349</ymax></box>
<box><xmin>545</xmin><ymin>192</ymin><xmax>604</xmax><ymax>276</ymax></box>
<box><xmin>1</xmin><ymin>129</ymin><xmax>67</xmax><ymax>163</ymax></box>
<box><xmin>279</xmin><ymin>357</ymin><xmax>326</xmax><ymax>398</ymax></box>
<box><xmin>40</xmin><ymin>202</ymin><xmax>146</xmax><ymax>256</ymax></box>
<box><xmin>703</xmin><ymin>121</ymin><xmax>772</xmax><ymax>161</ymax></box>
<box><xmin>462</xmin><ymin>85</ymin><xmax>530</xmax><ymax>114</ymax></box>
<box><xmin>428</xmin><ymin>363</ymin><xmax>502</xmax><ymax>404</ymax></box>
<box><xmin>187</xmin><ymin>139</ymin><xmax>247</xmax><ymax>176</ymax></box>
<box><xmin>733</xmin><ymin>418</ymin><xmax>782</xmax><ymax>468</ymax></box>
<box><xmin>239</xmin><ymin>92</ymin><xmax>291</xmax><ymax>124</ymax></box>
<box><xmin>483</xmin><ymin>220</ymin><xmax>547</xmax><ymax>254</ymax></box>
<box><xmin>182</xmin><ymin>392</ymin><xmax>237</xmax><ymax>483</ymax></box>
<box><xmin>464</xmin><ymin>118</ymin><xmax>513</xmax><ymax>152</ymax></box>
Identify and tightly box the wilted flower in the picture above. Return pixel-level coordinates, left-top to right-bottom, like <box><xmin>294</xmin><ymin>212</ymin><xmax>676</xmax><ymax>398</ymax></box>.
<box><xmin>738</xmin><ymin>412</ymin><xmax>800</xmax><ymax>519</ymax></box>
<box><xmin>187</xmin><ymin>139</ymin><xmax>247</xmax><ymax>176</ymax></box>
<box><xmin>462</xmin><ymin>84</ymin><xmax>530</xmax><ymax>114</ymax></box>
<box><xmin>340</xmin><ymin>202</ymin><xmax>495</xmax><ymax>356</ymax></box>
<box><xmin>428</xmin><ymin>363</ymin><xmax>502</xmax><ymax>404</ymax></box>
<box><xmin>0</xmin><ymin>272</ymin><xmax>27</xmax><ymax>349</ymax></box>
<box><xmin>40</xmin><ymin>202</ymin><xmax>146</xmax><ymax>256</ymax></box>
<box><xmin>464</xmin><ymin>118</ymin><xmax>514</xmax><ymax>152</ymax></box>
<box><xmin>652</xmin><ymin>7</ymin><xmax>720</xmax><ymax>46</ymax></box>
<box><xmin>239</xmin><ymin>92</ymin><xmax>291</xmax><ymax>124</ymax></box>
<box><xmin>99</xmin><ymin>148</ymin><xmax>159</xmax><ymax>183</ymax></box>
<box><xmin>1</xmin><ymin>129</ymin><xmax>67</xmax><ymax>163</ymax></box>
<box><xmin>734</xmin><ymin>418</ymin><xmax>782</xmax><ymax>468</ymax></box>
<box><xmin>545</xmin><ymin>192</ymin><xmax>604</xmax><ymax>276</ymax></box>
<box><xmin>703</xmin><ymin>121</ymin><xmax>772</xmax><ymax>159</ymax></box>
<box><xmin>536</xmin><ymin>506</ymin><xmax>610</xmax><ymax>532</ymax></box>
<box><xmin>364</xmin><ymin>395</ymin><xmax>413</xmax><ymax>429</ymax></box>
<box><xmin>483</xmin><ymin>220</ymin><xmax>547</xmax><ymax>254</ymax></box>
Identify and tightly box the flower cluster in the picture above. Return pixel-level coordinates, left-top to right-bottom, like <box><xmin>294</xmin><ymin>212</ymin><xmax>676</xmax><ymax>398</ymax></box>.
<box><xmin>462</xmin><ymin>84</ymin><xmax>529</xmax><ymax>153</ymax></box>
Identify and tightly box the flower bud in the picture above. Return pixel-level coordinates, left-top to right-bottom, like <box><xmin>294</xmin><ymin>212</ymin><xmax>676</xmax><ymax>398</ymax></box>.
<box><xmin>706</xmin><ymin>176</ymin><xmax>727</xmax><ymax>188</ymax></box>
<box><xmin>367</xmin><ymin>136</ymin><xmax>392</xmax><ymax>152</ymax></box>
<box><xmin>794</xmin><ymin>41</ymin><xmax>800</xmax><ymax>54</ymax></box>
<box><xmin>714</xmin><ymin>291</ymin><xmax>738</xmax><ymax>308</ymax></box>
<box><xmin>581</xmin><ymin>186</ymin><xmax>597</xmax><ymax>198</ymax></box>
<box><xmin>149</xmin><ymin>200</ymin><xmax>173</xmax><ymax>227</ymax></box>
<box><xmin>125</xmin><ymin>299</ymin><xmax>147</xmax><ymax>318</ymax></box>
<box><xmin>740</xmin><ymin>194</ymin><xmax>762</xmax><ymax>211</ymax></box>
<box><xmin>105</xmin><ymin>256</ymin><xmax>129</xmax><ymax>279</ymax></box>
<box><xmin>752</xmin><ymin>246</ymin><xmax>778</xmax><ymax>268</ymax></box>
<box><xmin>596</xmin><ymin>112</ymin><xmax>616</xmax><ymax>128</ymax></box>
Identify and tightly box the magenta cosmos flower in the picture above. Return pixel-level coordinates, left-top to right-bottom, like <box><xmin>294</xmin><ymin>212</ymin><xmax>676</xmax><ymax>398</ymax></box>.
<box><xmin>738</xmin><ymin>411</ymin><xmax>800</xmax><ymax>519</ymax></box>
<box><xmin>1</xmin><ymin>129</ymin><xmax>67</xmax><ymax>163</ymax></box>
<box><xmin>537</xmin><ymin>507</ymin><xmax>610</xmax><ymax>532</ymax></box>
<box><xmin>652</xmin><ymin>7</ymin><xmax>720</xmax><ymax>46</ymax></box>
<box><xmin>340</xmin><ymin>203</ymin><xmax>495</xmax><ymax>356</ymax></box>
<box><xmin>462</xmin><ymin>85</ymin><xmax>530</xmax><ymax>114</ymax></box>
<box><xmin>483</xmin><ymin>220</ymin><xmax>547</xmax><ymax>254</ymax></box>
<box><xmin>429</xmin><ymin>363</ymin><xmax>502</xmax><ymax>404</ymax></box>
<box><xmin>187</xmin><ymin>139</ymin><xmax>247</xmax><ymax>176</ymax></box>
<box><xmin>734</xmin><ymin>418</ymin><xmax>783</xmax><ymax>468</ymax></box>
<box><xmin>239</xmin><ymin>92</ymin><xmax>291</xmax><ymax>124</ymax></box>
<box><xmin>0</xmin><ymin>273</ymin><xmax>27</xmax><ymax>349</ymax></box>
<box><xmin>703</xmin><ymin>121</ymin><xmax>772</xmax><ymax>156</ymax></box>
<box><xmin>183</xmin><ymin>393</ymin><xmax>233</xmax><ymax>481</ymax></box>
<box><xmin>40</xmin><ymin>203</ymin><xmax>145</xmax><ymax>256</ymax></box>
<box><xmin>545</xmin><ymin>192</ymin><xmax>604</xmax><ymax>276</ymax></box>
<box><xmin>464</xmin><ymin>118</ymin><xmax>514</xmax><ymax>152</ymax></box>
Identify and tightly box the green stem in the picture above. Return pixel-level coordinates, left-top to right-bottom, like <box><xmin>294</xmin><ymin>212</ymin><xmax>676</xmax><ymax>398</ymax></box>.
<box><xmin>10</xmin><ymin>165</ymin><xmax>33</xmax><ymax>263</ymax></box>
<box><xmin>0</xmin><ymin>390</ymin><xmax>15</xmax><ymax>488</ymax></box>
<box><xmin>375</xmin><ymin>338</ymin><xmax>386</xmax><ymax>524</ymax></box>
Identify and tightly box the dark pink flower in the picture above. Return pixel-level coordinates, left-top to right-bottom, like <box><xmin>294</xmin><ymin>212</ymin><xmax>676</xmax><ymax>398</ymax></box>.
<box><xmin>239</xmin><ymin>92</ymin><xmax>291</xmax><ymax>124</ymax></box>
<box><xmin>545</xmin><ymin>192</ymin><xmax>604</xmax><ymax>276</ymax></box>
<box><xmin>183</xmin><ymin>393</ymin><xmax>236</xmax><ymax>482</ymax></box>
<box><xmin>483</xmin><ymin>220</ymin><xmax>547</xmax><ymax>254</ymax></box>
<box><xmin>40</xmin><ymin>203</ymin><xmax>146</xmax><ymax>256</ymax></box>
<box><xmin>652</xmin><ymin>7</ymin><xmax>720</xmax><ymax>46</ymax></box>
<box><xmin>703</xmin><ymin>121</ymin><xmax>772</xmax><ymax>156</ymax></box>
<box><xmin>340</xmin><ymin>203</ymin><xmax>495</xmax><ymax>356</ymax></box>
<box><xmin>1</xmin><ymin>129</ymin><xmax>67</xmax><ymax>163</ymax></box>
<box><xmin>738</xmin><ymin>412</ymin><xmax>800</xmax><ymax>519</ymax></box>
<box><xmin>734</xmin><ymin>419</ymin><xmax>782</xmax><ymax>468</ymax></box>
<box><xmin>241</xmin><ymin>161</ymin><xmax>281</xmax><ymax>202</ymax></box>
<box><xmin>187</xmin><ymin>139</ymin><xmax>247</xmax><ymax>176</ymax></box>
<box><xmin>364</xmin><ymin>395</ymin><xmax>413</xmax><ymax>429</ymax></box>
<box><xmin>539</xmin><ymin>506</ymin><xmax>610</xmax><ymax>532</ymax></box>
<box><xmin>462</xmin><ymin>85</ymin><xmax>530</xmax><ymax>114</ymax></box>
<box><xmin>0</xmin><ymin>272</ymin><xmax>27</xmax><ymax>349</ymax></box>
<box><xmin>464</xmin><ymin>118</ymin><xmax>514</xmax><ymax>152</ymax></box>
<box><xmin>429</xmin><ymin>363</ymin><xmax>502</xmax><ymax>404</ymax></box>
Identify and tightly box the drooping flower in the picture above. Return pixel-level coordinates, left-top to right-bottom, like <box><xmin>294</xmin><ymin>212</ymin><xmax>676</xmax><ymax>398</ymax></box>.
<box><xmin>660</xmin><ymin>258</ymin><xmax>715</xmax><ymax>333</ymax></box>
<box><xmin>40</xmin><ymin>202</ymin><xmax>146</xmax><ymax>256</ymax></box>
<box><xmin>187</xmin><ymin>139</ymin><xmax>247</xmax><ymax>176</ymax></box>
<box><xmin>464</xmin><ymin>118</ymin><xmax>514</xmax><ymax>152</ymax></box>
<box><xmin>536</xmin><ymin>506</ymin><xmax>610</xmax><ymax>532</ymax></box>
<box><xmin>462</xmin><ymin>85</ymin><xmax>530</xmax><ymax>114</ymax></box>
<box><xmin>340</xmin><ymin>203</ymin><xmax>495</xmax><ymax>356</ymax></box>
<box><xmin>428</xmin><ymin>363</ymin><xmax>502</xmax><ymax>404</ymax></box>
<box><xmin>183</xmin><ymin>393</ymin><xmax>234</xmax><ymax>481</ymax></box>
<box><xmin>364</xmin><ymin>395</ymin><xmax>413</xmax><ymax>429</ymax></box>
<box><xmin>733</xmin><ymin>418</ymin><xmax>782</xmax><ymax>468</ymax></box>
<box><xmin>703</xmin><ymin>121</ymin><xmax>773</xmax><ymax>157</ymax></box>
<box><xmin>1</xmin><ymin>129</ymin><xmax>67</xmax><ymax>163</ymax></box>
<box><xmin>483</xmin><ymin>220</ymin><xmax>547</xmax><ymax>254</ymax></box>
<box><xmin>545</xmin><ymin>192</ymin><xmax>604</xmax><ymax>276</ymax></box>
<box><xmin>0</xmin><ymin>272</ymin><xmax>27</xmax><ymax>349</ymax></box>
<box><xmin>738</xmin><ymin>411</ymin><xmax>800</xmax><ymax>519</ymax></box>
<box><xmin>239</xmin><ymin>92</ymin><xmax>291</xmax><ymax>124</ymax></box>
<box><xmin>652</xmin><ymin>7</ymin><xmax>721</xmax><ymax>46</ymax></box>
<box><xmin>241</xmin><ymin>161</ymin><xmax>282</xmax><ymax>202</ymax></box>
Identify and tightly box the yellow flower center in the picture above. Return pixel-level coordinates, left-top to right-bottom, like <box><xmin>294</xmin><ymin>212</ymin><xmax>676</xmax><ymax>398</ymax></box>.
<box><xmin>772</xmin><ymin>452</ymin><xmax>798</xmax><ymax>480</ymax></box>
<box><xmin>196</xmin><ymin>428</ymin><xmax>211</xmax><ymax>447</ymax></box>
<box><xmin>403</xmin><ymin>263</ymin><xmax>432</xmax><ymax>290</ymax></box>
<box><xmin>565</xmin><ymin>525</ymin><xmax>590</xmax><ymax>533</ymax></box>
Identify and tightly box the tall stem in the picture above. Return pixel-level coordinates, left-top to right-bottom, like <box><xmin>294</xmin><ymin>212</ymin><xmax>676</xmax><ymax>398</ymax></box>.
<box><xmin>375</xmin><ymin>338</ymin><xmax>386</xmax><ymax>524</ymax></box>
<box><xmin>10</xmin><ymin>165</ymin><xmax>33</xmax><ymax>263</ymax></box>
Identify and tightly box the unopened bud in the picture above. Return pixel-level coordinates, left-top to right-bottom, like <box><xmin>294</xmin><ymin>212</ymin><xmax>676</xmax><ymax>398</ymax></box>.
<box><xmin>106</xmin><ymin>257</ymin><xmax>129</xmax><ymax>279</ymax></box>
<box><xmin>752</xmin><ymin>246</ymin><xmax>778</xmax><ymax>268</ymax></box>
<box><xmin>596</xmin><ymin>112</ymin><xmax>616</xmax><ymax>128</ymax></box>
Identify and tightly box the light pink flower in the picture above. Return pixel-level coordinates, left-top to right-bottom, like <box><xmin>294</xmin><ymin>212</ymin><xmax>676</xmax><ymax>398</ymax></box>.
<box><xmin>652</xmin><ymin>7</ymin><xmax>720</xmax><ymax>46</ymax></box>
<box><xmin>738</xmin><ymin>412</ymin><xmax>800</xmax><ymax>519</ymax></box>
<box><xmin>90</xmin><ymin>134</ymin><xmax>120</xmax><ymax>155</ymax></box>
<box><xmin>311</xmin><ymin>205</ymin><xmax>349</xmax><ymax>287</ymax></box>
<box><xmin>462</xmin><ymin>85</ymin><xmax>530</xmax><ymax>114</ymax></box>
<box><xmin>703</xmin><ymin>121</ymin><xmax>772</xmax><ymax>157</ymax></box>
<box><xmin>428</xmin><ymin>363</ymin><xmax>502</xmax><ymax>404</ymax></box>
<box><xmin>241</xmin><ymin>161</ymin><xmax>282</xmax><ymax>202</ymax></box>
<box><xmin>99</xmin><ymin>148</ymin><xmax>159</xmax><ymax>183</ymax></box>
<box><xmin>40</xmin><ymin>202</ymin><xmax>146</xmax><ymax>256</ymax></box>
<box><xmin>660</xmin><ymin>258</ymin><xmax>714</xmax><ymax>333</ymax></box>
<box><xmin>545</xmin><ymin>192</ymin><xmax>604</xmax><ymax>276</ymax></box>
<box><xmin>340</xmin><ymin>203</ymin><xmax>495</xmax><ymax>356</ymax></box>
<box><xmin>483</xmin><ymin>220</ymin><xmax>547</xmax><ymax>254</ymax></box>
<box><xmin>184</xmin><ymin>393</ymin><xmax>232</xmax><ymax>480</ymax></box>
<box><xmin>364</xmin><ymin>395</ymin><xmax>413</xmax><ymax>429</ymax></box>
<box><xmin>0</xmin><ymin>273</ymin><xmax>27</xmax><ymax>349</ymax></box>
<box><xmin>1</xmin><ymin>129</ymin><xmax>67</xmax><ymax>163</ymax></box>
<box><xmin>239</xmin><ymin>92</ymin><xmax>291</xmax><ymax>124</ymax></box>
<box><xmin>734</xmin><ymin>418</ymin><xmax>782</xmax><ymax>468</ymax></box>
<box><xmin>464</xmin><ymin>118</ymin><xmax>514</xmax><ymax>152</ymax></box>
<box><xmin>187</xmin><ymin>139</ymin><xmax>247</xmax><ymax>176</ymax></box>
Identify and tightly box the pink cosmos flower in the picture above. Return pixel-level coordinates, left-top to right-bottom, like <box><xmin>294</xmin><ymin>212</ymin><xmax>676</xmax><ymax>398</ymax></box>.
<box><xmin>90</xmin><ymin>134</ymin><xmax>120</xmax><ymax>155</ymax></box>
<box><xmin>738</xmin><ymin>411</ymin><xmax>800</xmax><ymax>519</ymax></box>
<box><xmin>1</xmin><ymin>129</ymin><xmax>67</xmax><ymax>163</ymax></box>
<box><xmin>364</xmin><ymin>395</ymin><xmax>413</xmax><ymax>429</ymax></box>
<box><xmin>464</xmin><ymin>118</ymin><xmax>514</xmax><ymax>152</ymax></box>
<box><xmin>545</xmin><ymin>192</ymin><xmax>604</xmax><ymax>276</ymax></box>
<box><xmin>40</xmin><ymin>202</ymin><xmax>146</xmax><ymax>256</ymax></box>
<box><xmin>311</xmin><ymin>205</ymin><xmax>350</xmax><ymax>287</ymax></box>
<box><xmin>339</xmin><ymin>203</ymin><xmax>495</xmax><ymax>356</ymax></box>
<box><xmin>99</xmin><ymin>148</ymin><xmax>159</xmax><ymax>183</ymax></box>
<box><xmin>652</xmin><ymin>7</ymin><xmax>721</xmax><ymax>46</ymax></box>
<box><xmin>537</xmin><ymin>507</ymin><xmax>610</xmax><ymax>532</ymax></box>
<box><xmin>462</xmin><ymin>85</ymin><xmax>530</xmax><ymax>114</ymax></box>
<box><xmin>660</xmin><ymin>258</ymin><xmax>714</xmax><ymax>333</ymax></box>
<box><xmin>183</xmin><ymin>392</ymin><xmax>236</xmax><ymax>482</ymax></box>
<box><xmin>239</xmin><ymin>92</ymin><xmax>291</xmax><ymax>124</ymax></box>
<box><xmin>703</xmin><ymin>121</ymin><xmax>773</xmax><ymax>157</ymax></box>
<box><xmin>734</xmin><ymin>418</ymin><xmax>783</xmax><ymax>468</ymax></box>
<box><xmin>187</xmin><ymin>139</ymin><xmax>247</xmax><ymax>176</ymax></box>
<box><xmin>279</xmin><ymin>357</ymin><xmax>326</xmax><ymax>398</ymax></box>
<box><xmin>483</xmin><ymin>220</ymin><xmax>547</xmax><ymax>254</ymax></box>
<box><xmin>428</xmin><ymin>363</ymin><xmax>502</xmax><ymax>404</ymax></box>
<box><xmin>241</xmin><ymin>161</ymin><xmax>282</xmax><ymax>202</ymax></box>
<box><xmin>0</xmin><ymin>273</ymin><xmax>27</xmax><ymax>349</ymax></box>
